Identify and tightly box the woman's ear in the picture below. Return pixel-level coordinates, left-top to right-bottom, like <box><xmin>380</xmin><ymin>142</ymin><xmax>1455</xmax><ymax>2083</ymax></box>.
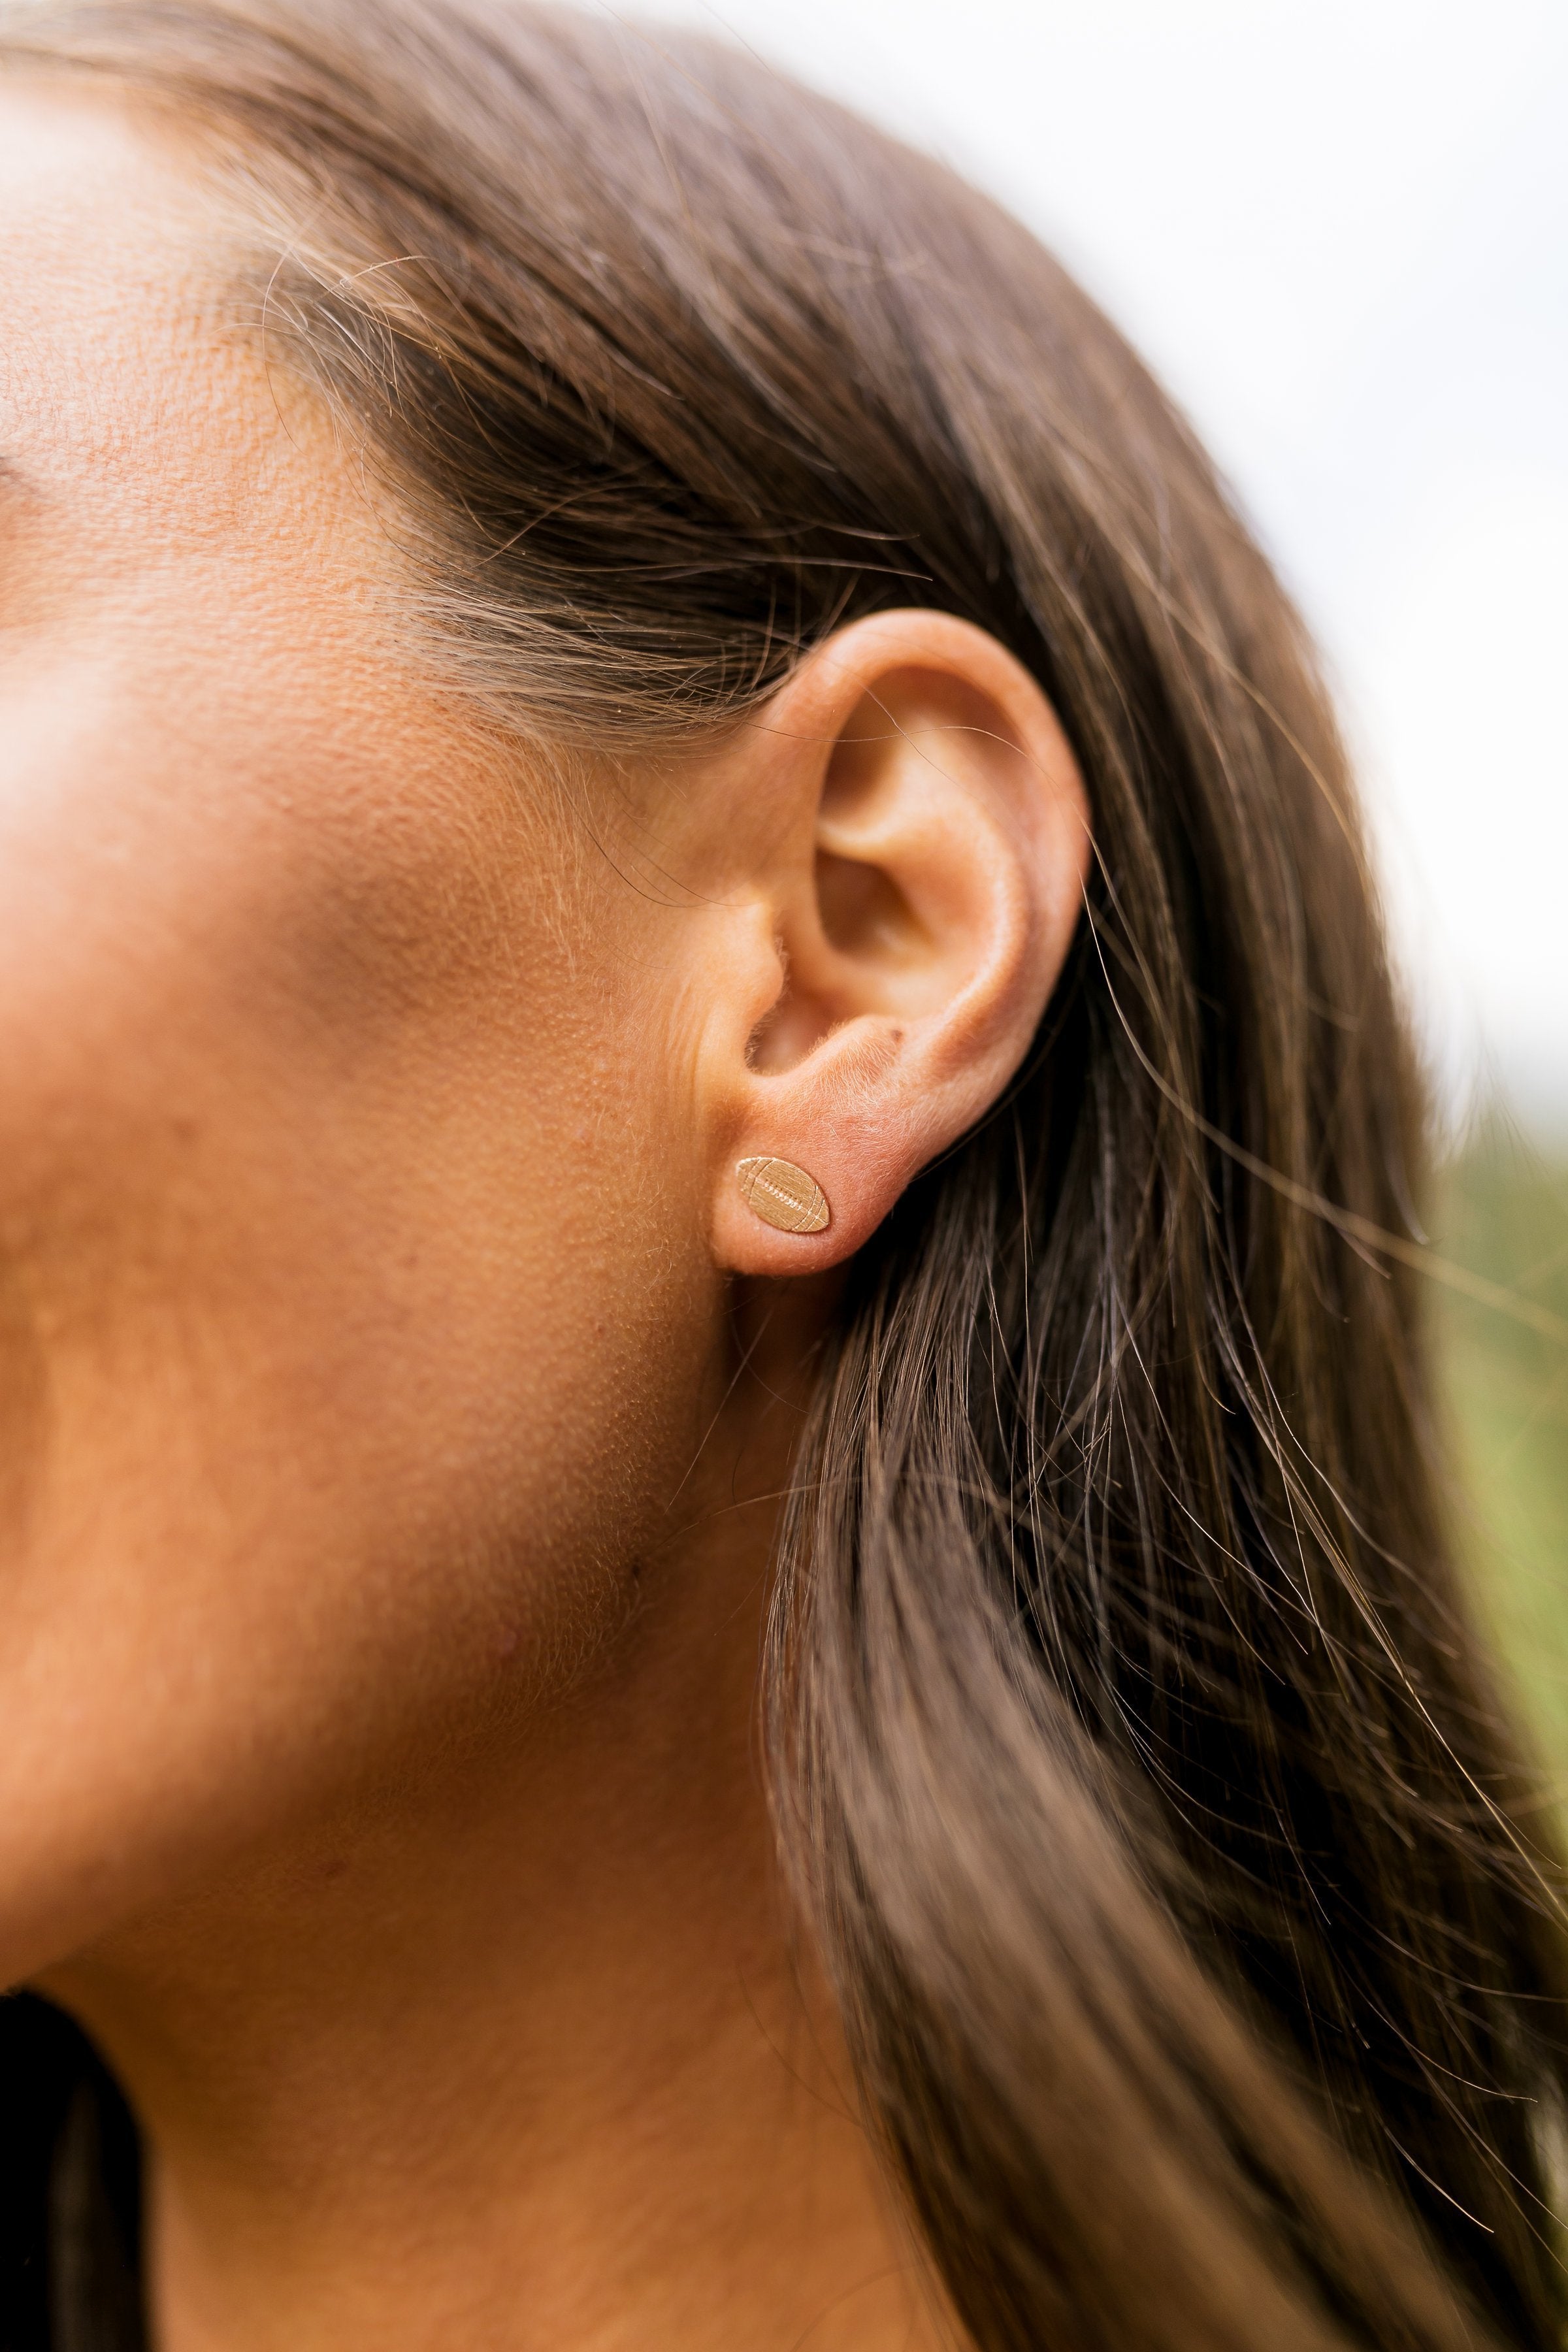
<box><xmin>693</xmin><ymin>609</ymin><xmax>1091</xmax><ymax>1275</ymax></box>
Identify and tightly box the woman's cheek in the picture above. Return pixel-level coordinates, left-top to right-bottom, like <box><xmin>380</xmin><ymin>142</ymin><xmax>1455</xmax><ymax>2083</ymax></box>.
<box><xmin>0</xmin><ymin>649</ymin><xmax>711</xmax><ymax>1982</ymax></box>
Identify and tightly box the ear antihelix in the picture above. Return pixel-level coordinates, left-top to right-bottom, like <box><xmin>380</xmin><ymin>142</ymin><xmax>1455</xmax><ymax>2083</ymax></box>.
<box><xmin>735</xmin><ymin>1156</ymin><xmax>830</xmax><ymax>1235</ymax></box>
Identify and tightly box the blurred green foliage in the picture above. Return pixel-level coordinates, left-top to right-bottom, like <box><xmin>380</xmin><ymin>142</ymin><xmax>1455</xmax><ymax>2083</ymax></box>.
<box><xmin>1435</xmin><ymin>1119</ymin><xmax>1568</xmax><ymax>1794</ymax></box>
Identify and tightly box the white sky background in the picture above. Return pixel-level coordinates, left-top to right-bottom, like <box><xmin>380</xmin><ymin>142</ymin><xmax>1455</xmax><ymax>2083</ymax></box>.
<box><xmin>613</xmin><ymin>0</ymin><xmax>1568</xmax><ymax>1141</ymax></box>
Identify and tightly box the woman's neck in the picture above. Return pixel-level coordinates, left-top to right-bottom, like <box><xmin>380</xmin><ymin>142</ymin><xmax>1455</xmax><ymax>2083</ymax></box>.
<box><xmin>40</xmin><ymin>1420</ymin><xmax>944</xmax><ymax>2352</ymax></box>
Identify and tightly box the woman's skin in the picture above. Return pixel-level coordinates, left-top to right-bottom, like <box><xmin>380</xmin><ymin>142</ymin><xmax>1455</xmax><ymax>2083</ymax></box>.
<box><xmin>0</xmin><ymin>84</ymin><xmax>1090</xmax><ymax>2352</ymax></box>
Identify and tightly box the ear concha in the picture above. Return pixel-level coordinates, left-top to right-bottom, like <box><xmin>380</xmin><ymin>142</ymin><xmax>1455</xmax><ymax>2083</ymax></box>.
<box><xmin>736</xmin><ymin>1156</ymin><xmax>830</xmax><ymax>1235</ymax></box>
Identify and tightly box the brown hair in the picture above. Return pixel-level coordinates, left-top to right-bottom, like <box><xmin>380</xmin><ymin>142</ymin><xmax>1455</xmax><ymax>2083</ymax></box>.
<box><xmin>1</xmin><ymin>5</ymin><xmax>1563</xmax><ymax>2347</ymax></box>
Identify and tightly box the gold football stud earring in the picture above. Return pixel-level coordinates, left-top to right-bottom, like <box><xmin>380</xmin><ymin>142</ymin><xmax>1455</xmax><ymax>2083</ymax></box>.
<box><xmin>736</xmin><ymin>1156</ymin><xmax>830</xmax><ymax>1235</ymax></box>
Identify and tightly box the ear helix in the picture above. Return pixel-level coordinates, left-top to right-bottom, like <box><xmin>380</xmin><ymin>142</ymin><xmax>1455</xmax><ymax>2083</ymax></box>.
<box><xmin>735</xmin><ymin>1157</ymin><xmax>830</xmax><ymax>1235</ymax></box>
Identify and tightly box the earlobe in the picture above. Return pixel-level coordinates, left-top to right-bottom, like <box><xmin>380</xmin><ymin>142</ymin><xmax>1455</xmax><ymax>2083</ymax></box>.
<box><xmin>704</xmin><ymin>610</ymin><xmax>1090</xmax><ymax>1276</ymax></box>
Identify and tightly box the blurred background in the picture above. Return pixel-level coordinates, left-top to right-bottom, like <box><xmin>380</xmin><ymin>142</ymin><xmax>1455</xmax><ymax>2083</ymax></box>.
<box><xmin>623</xmin><ymin>0</ymin><xmax>1568</xmax><ymax>1778</ymax></box>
